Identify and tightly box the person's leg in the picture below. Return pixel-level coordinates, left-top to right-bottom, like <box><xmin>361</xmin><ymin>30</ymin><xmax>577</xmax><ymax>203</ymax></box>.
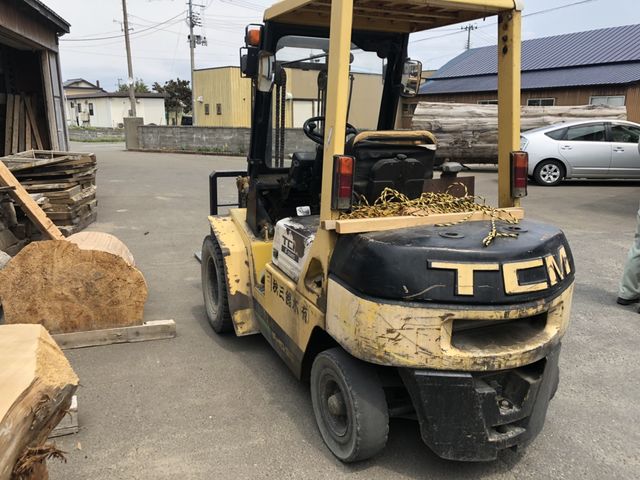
<box><xmin>618</xmin><ymin>205</ymin><xmax>640</xmax><ymax>303</ymax></box>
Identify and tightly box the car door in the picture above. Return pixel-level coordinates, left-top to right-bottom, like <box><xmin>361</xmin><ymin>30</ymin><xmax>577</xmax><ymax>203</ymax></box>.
<box><xmin>558</xmin><ymin>123</ymin><xmax>611</xmax><ymax>176</ymax></box>
<box><xmin>608</xmin><ymin>122</ymin><xmax>640</xmax><ymax>178</ymax></box>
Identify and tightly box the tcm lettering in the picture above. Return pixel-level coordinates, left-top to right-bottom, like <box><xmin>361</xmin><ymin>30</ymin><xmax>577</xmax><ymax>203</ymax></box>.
<box><xmin>430</xmin><ymin>246</ymin><xmax>571</xmax><ymax>296</ymax></box>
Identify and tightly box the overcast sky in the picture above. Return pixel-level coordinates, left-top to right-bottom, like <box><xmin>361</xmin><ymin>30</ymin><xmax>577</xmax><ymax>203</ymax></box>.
<box><xmin>45</xmin><ymin>0</ymin><xmax>640</xmax><ymax>91</ymax></box>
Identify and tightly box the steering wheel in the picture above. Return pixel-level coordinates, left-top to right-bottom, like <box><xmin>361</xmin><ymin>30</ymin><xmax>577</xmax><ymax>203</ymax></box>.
<box><xmin>303</xmin><ymin>116</ymin><xmax>358</xmax><ymax>145</ymax></box>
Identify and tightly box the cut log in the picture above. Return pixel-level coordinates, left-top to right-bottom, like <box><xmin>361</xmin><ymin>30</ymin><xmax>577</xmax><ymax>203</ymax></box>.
<box><xmin>0</xmin><ymin>240</ymin><xmax>148</xmax><ymax>334</ymax></box>
<box><xmin>67</xmin><ymin>231</ymin><xmax>135</xmax><ymax>266</ymax></box>
<box><xmin>411</xmin><ymin>102</ymin><xmax>628</xmax><ymax>163</ymax></box>
<box><xmin>0</xmin><ymin>324</ymin><xmax>79</xmax><ymax>480</ymax></box>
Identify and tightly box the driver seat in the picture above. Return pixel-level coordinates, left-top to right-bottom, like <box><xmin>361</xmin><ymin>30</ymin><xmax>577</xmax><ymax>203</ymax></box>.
<box><xmin>345</xmin><ymin>130</ymin><xmax>437</xmax><ymax>202</ymax></box>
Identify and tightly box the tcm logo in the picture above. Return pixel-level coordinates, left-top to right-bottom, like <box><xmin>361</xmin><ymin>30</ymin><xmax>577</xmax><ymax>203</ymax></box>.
<box><xmin>429</xmin><ymin>246</ymin><xmax>572</xmax><ymax>296</ymax></box>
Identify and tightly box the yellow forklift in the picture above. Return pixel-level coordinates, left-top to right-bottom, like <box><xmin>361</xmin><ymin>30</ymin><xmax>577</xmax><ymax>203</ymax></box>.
<box><xmin>201</xmin><ymin>0</ymin><xmax>575</xmax><ymax>463</ymax></box>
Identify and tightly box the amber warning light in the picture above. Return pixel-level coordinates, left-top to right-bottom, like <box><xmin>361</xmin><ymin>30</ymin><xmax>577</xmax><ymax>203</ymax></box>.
<box><xmin>331</xmin><ymin>155</ymin><xmax>355</xmax><ymax>211</ymax></box>
<box><xmin>511</xmin><ymin>151</ymin><xmax>528</xmax><ymax>198</ymax></box>
<box><xmin>245</xmin><ymin>26</ymin><xmax>261</xmax><ymax>47</ymax></box>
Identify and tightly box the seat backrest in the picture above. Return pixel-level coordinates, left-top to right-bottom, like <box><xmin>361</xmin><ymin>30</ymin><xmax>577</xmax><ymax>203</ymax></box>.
<box><xmin>346</xmin><ymin>130</ymin><xmax>437</xmax><ymax>202</ymax></box>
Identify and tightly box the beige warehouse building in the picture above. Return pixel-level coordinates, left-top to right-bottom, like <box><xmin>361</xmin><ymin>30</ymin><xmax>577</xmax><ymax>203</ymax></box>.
<box><xmin>193</xmin><ymin>66</ymin><xmax>383</xmax><ymax>129</ymax></box>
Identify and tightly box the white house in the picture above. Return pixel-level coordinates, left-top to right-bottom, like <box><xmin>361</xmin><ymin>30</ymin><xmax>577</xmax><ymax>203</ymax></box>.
<box><xmin>64</xmin><ymin>79</ymin><xmax>167</xmax><ymax>128</ymax></box>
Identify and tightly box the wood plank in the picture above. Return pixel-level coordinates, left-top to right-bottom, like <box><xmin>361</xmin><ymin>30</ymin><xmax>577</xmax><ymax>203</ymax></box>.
<box><xmin>0</xmin><ymin>159</ymin><xmax>64</xmax><ymax>240</ymax></box>
<box><xmin>24</xmin><ymin>97</ymin><xmax>44</xmax><ymax>150</ymax></box>
<box><xmin>3</xmin><ymin>156</ymin><xmax>71</xmax><ymax>172</ymax></box>
<box><xmin>11</xmin><ymin>95</ymin><xmax>20</xmax><ymax>154</ymax></box>
<box><xmin>330</xmin><ymin>207</ymin><xmax>525</xmax><ymax>234</ymax></box>
<box><xmin>17</xmin><ymin>95</ymin><xmax>25</xmax><ymax>152</ymax></box>
<box><xmin>52</xmin><ymin>320</ymin><xmax>177</xmax><ymax>350</ymax></box>
<box><xmin>25</xmin><ymin>108</ymin><xmax>32</xmax><ymax>151</ymax></box>
<box><xmin>41</xmin><ymin>51</ymin><xmax>58</xmax><ymax>150</ymax></box>
<box><xmin>3</xmin><ymin>93</ymin><xmax>13</xmax><ymax>156</ymax></box>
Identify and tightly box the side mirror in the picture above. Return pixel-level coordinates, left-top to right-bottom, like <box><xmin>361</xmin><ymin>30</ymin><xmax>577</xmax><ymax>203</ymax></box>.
<box><xmin>401</xmin><ymin>59</ymin><xmax>422</xmax><ymax>97</ymax></box>
<box><xmin>240</xmin><ymin>47</ymin><xmax>259</xmax><ymax>78</ymax></box>
<box><xmin>257</xmin><ymin>52</ymin><xmax>275</xmax><ymax>92</ymax></box>
<box><xmin>240</xmin><ymin>24</ymin><xmax>263</xmax><ymax>79</ymax></box>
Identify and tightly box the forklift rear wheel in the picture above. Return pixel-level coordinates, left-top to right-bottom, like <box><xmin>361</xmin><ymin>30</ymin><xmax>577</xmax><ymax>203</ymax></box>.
<box><xmin>201</xmin><ymin>235</ymin><xmax>233</xmax><ymax>333</ymax></box>
<box><xmin>310</xmin><ymin>348</ymin><xmax>389</xmax><ymax>462</ymax></box>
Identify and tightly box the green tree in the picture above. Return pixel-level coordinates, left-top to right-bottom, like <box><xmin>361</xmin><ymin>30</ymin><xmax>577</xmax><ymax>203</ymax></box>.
<box><xmin>117</xmin><ymin>78</ymin><xmax>150</xmax><ymax>93</ymax></box>
<box><xmin>152</xmin><ymin>78</ymin><xmax>192</xmax><ymax>115</ymax></box>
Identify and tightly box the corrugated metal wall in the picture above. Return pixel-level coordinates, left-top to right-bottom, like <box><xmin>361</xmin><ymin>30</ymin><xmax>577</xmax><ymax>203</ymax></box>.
<box><xmin>193</xmin><ymin>67</ymin><xmax>383</xmax><ymax>129</ymax></box>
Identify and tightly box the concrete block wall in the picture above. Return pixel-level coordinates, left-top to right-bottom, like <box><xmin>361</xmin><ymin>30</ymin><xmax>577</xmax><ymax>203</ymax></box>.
<box><xmin>68</xmin><ymin>127</ymin><xmax>125</xmax><ymax>142</ymax></box>
<box><xmin>137</xmin><ymin>126</ymin><xmax>310</xmax><ymax>156</ymax></box>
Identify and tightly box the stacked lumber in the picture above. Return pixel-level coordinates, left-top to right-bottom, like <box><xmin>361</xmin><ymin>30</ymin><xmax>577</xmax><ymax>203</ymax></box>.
<box><xmin>3</xmin><ymin>94</ymin><xmax>45</xmax><ymax>156</ymax></box>
<box><xmin>0</xmin><ymin>324</ymin><xmax>78</xmax><ymax>480</ymax></box>
<box><xmin>411</xmin><ymin>102</ymin><xmax>627</xmax><ymax>163</ymax></box>
<box><xmin>2</xmin><ymin>150</ymin><xmax>97</xmax><ymax>235</ymax></box>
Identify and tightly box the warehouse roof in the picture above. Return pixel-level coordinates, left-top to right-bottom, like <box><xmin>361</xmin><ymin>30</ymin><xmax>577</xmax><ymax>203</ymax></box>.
<box><xmin>420</xmin><ymin>24</ymin><xmax>640</xmax><ymax>95</ymax></box>
<box><xmin>20</xmin><ymin>0</ymin><xmax>70</xmax><ymax>34</ymax></box>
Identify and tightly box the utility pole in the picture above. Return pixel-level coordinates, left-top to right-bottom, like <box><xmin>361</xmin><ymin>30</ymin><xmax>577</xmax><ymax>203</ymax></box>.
<box><xmin>187</xmin><ymin>1</ymin><xmax>206</xmax><ymax>125</ymax></box>
<box><xmin>121</xmin><ymin>0</ymin><xmax>137</xmax><ymax>117</ymax></box>
<box><xmin>461</xmin><ymin>23</ymin><xmax>478</xmax><ymax>50</ymax></box>
<box><xmin>188</xmin><ymin>0</ymin><xmax>196</xmax><ymax>125</ymax></box>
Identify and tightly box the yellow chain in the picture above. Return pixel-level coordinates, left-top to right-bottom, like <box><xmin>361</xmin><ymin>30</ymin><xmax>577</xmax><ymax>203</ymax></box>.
<box><xmin>340</xmin><ymin>185</ymin><xmax>520</xmax><ymax>247</ymax></box>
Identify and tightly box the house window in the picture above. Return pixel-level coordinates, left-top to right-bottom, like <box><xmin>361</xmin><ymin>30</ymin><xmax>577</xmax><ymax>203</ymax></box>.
<box><xmin>477</xmin><ymin>100</ymin><xmax>498</xmax><ymax>105</ymax></box>
<box><xmin>88</xmin><ymin>103</ymin><xmax>94</xmax><ymax>116</ymax></box>
<box><xmin>70</xmin><ymin>101</ymin><xmax>75</xmax><ymax>108</ymax></box>
<box><xmin>590</xmin><ymin>95</ymin><xmax>625</xmax><ymax>107</ymax></box>
<box><xmin>216</xmin><ymin>103</ymin><xmax>222</xmax><ymax>115</ymax></box>
<box><xmin>204</xmin><ymin>103</ymin><xmax>210</xmax><ymax>115</ymax></box>
<box><xmin>527</xmin><ymin>98</ymin><xmax>556</xmax><ymax>106</ymax></box>
<box><xmin>77</xmin><ymin>103</ymin><xmax>82</xmax><ymax>113</ymax></box>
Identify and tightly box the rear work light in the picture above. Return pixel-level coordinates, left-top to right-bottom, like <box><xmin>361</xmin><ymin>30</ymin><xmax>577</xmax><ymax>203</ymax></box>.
<box><xmin>331</xmin><ymin>155</ymin><xmax>355</xmax><ymax>211</ymax></box>
<box><xmin>511</xmin><ymin>151</ymin><xmax>529</xmax><ymax>198</ymax></box>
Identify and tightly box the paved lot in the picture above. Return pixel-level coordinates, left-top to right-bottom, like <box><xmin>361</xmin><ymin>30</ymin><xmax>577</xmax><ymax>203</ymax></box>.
<box><xmin>51</xmin><ymin>142</ymin><xmax>639</xmax><ymax>479</ymax></box>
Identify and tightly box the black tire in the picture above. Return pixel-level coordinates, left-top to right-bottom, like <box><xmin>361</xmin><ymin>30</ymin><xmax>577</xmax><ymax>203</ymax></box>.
<box><xmin>201</xmin><ymin>235</ymin><xmax>233</xmax><ymax>334</ymax></box>
<box><xmin>310</xmin><ymin>348</ymin><xmax>389</xmax><ymax>462</ymax></box>
<box><xmin>533</xmin><ymin>159</ymin><xmax>564</xmax><ymax>186</ymax></box>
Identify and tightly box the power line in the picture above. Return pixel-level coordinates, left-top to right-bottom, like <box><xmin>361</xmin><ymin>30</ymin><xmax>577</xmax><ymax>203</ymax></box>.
<box><xmin>59</xmin><ymin>18</ymin><xmax>185</xmax><ymax>48</ymax></box>
<box><xmin>410</xmin><ymin>0</ymin><xmax>600</xmax><ymax>44</ymax></box>
<box><xmin>61</xmin><ymin>11</ymin><xmax>186</xmax><ymax>41</ymax></box>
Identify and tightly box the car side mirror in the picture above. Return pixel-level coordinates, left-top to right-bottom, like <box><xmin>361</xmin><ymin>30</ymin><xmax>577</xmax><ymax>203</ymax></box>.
<box><xmin>401</xmin><ymin>59</ymin><xmax>422</xmax><ymax>97</ymax></box>
<box><xmin>257</xmin><ymin>52</ymin><xmax>275</xmax><ymax>92</ymax></box>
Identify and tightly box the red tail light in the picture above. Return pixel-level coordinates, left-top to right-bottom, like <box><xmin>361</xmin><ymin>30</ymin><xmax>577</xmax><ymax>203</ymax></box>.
<box><xmin>332</xmin><ymin>155</ymin><xmax>355</xmax><ymax>211</ymax></box>
<box><xmin>511</xmin><ymin>151</ymin><xmax>528</xmax><ymax>198</ymax></box>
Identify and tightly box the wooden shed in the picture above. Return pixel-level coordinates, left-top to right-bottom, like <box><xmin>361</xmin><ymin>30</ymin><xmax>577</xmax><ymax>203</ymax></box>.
<box><xmin>0</xmin><ymin>0</ymin><xmax>70</xmax><ymax>155</ymax></box>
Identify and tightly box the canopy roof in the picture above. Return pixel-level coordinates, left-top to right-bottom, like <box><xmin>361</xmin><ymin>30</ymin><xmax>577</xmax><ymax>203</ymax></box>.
<box><xmin>264</xmin><ymin>0</ymin><xmax>522</xmax><ymax>33</ymax></box>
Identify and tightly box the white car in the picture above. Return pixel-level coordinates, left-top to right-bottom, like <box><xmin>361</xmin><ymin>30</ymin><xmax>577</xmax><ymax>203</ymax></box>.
<box><xmin>520</xmin><ymin>120</ymin><xmax>640</xmax><ymax>186</ymax></box>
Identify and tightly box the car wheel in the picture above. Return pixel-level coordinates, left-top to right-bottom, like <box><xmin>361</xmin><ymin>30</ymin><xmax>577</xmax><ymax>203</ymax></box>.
<box><xmin>201</xmin><ymin>235</ymin><xmax>233</xmax><ymax>333</ymax></box>
<box><xmin>533</xmin><ymin>160</ymin><xmax>564</xmax><ymax>186</ymax></box>
<box><xmin>310</xmin><ymin>348</ymin><xmax>389</xmax><ymax>463</ymax></box>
